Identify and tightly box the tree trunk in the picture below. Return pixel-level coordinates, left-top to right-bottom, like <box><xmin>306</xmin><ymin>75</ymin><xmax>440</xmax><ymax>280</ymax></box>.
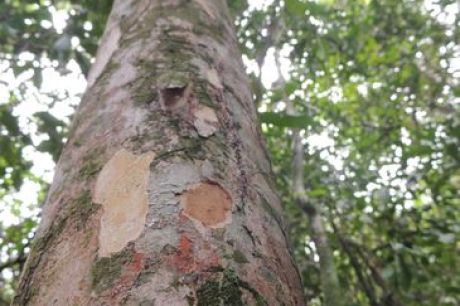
<box><xmin>13</xmin><ymin>0</ymin><xmax>305</xmax><ymax>305</ymax></box>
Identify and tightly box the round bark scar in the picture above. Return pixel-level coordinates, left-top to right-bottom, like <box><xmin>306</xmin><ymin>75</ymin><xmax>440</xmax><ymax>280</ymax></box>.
<box><xmin>181</xmin><ymin>182</ymin><xmax>232</xmax><ymax>228</ymax></box>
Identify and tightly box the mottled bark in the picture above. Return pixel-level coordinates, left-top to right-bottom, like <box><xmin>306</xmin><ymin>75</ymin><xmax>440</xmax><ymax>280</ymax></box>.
<box><xmin>13</xmin><ymin>0</ymin><xmax>305</xmax><ymax>305</ymax></box>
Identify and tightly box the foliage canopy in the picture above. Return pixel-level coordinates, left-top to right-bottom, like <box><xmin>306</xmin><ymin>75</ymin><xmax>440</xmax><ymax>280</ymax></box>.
<box><xmin>0</xmin><ymin>0</ymin><xmax>458</xmax><ymax>305</ymax></box>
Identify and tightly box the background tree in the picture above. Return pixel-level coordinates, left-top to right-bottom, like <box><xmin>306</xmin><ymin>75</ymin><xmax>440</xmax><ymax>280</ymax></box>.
<box><xmin>248</xmin><ymin>1</ymin><xmax>459</xmax><ymax>305</ymax></box>
<box><xmin>1</xmin><ymin>0</ymin><xmax>459</xmax><ymax>305</ymax></box>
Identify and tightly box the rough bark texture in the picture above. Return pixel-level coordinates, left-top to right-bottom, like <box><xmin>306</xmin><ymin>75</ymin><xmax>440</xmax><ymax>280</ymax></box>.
<box><xmin>13</xmin><ymin>0</ymin><xmax>305</xmax><ymax>305</ymax></box>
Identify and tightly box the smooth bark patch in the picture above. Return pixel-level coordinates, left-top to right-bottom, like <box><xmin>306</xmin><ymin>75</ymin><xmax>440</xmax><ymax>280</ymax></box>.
<box><xmin>94</xmin><ymin>149</ymin><xmax>155</xmax><ymax>257</ymax></box>
<box><xmin>206</xmin><ymin>68</ymin><xmax>223</xmax><ymax>89</ymax></box>
<box><xmin>193</xmin><ymin>105</ymin><xmax>219</xmax><ymax>137</ymax></box>
<box><xmin>86</xmin><ymin>23</ymin><xmax>121</xmax><ymax>88</ymax></box>
<box><xmin>180</xmin><ymin>182</ymin><xmax>232</xmax><ymax>228</ymax></box>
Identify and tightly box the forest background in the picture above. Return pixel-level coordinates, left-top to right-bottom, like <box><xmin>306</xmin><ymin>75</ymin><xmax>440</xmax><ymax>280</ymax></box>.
<box><xmin>0</xmin><ymin>0</ymin><xmax>459</xmax><ymax>305</ymax></box>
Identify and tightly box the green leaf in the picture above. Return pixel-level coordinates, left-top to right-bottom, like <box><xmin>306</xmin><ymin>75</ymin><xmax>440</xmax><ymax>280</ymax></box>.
<box><xmin>285</xmin><ymin>0</ymin><xmax>307</xmax><ymax>16</ymax></box>
<box><xmin>259</xmin><ymin>112</ymin><xmax>312</xmax><ymax>128</ymax></box>
<box><xmin>308</xmin><ymin>187</ymin><xmax>328</xmax><ymax>197</ymax></box>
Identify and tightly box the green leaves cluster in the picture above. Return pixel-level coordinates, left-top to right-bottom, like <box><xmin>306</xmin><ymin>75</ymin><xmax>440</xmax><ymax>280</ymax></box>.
<box><xmin>243</xmin><ymin>0</ymin><xmax>459</xmax><ymax>305</ymax></box>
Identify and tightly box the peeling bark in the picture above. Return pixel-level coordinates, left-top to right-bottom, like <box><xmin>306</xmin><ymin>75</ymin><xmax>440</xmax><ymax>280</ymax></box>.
<box><xmin>94</xmin><ymin>149</ymin><xmax>155</xmax><ymax>257</ymax></box>
<box><xmin>14</xmin><ymin>0</ymin><xmax>305</xmax><ymax>305</ymax></box>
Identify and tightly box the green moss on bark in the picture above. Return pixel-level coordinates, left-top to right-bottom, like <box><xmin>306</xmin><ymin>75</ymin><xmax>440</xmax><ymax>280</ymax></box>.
<box><xmin>79</xmin><ymin>159</ymin><xmax>102</xmax><ymax>179</ymax></box>
<box><xmin>196</xmin><ymin>278</ymin><xmax>221</xmax><ymax>306</ymax></box>
<box><xmin>78</xmin><ymin>148</ymin><xmax>105</xmax><ymax>179</ymax></box>
<box><xmin>91</xmin><ymin>248</ymin><xmax>132</xmax><ymax>293</ymax></box>
<box><xmin>70</xmin><ymin>190</ymin><xmax>99</xmax><ymax>229</ymax></box>
<box><xmin>232</xmin><ymin>250</ymin><xmax>249</xmax><ymax>264</ymax></box>
<box><xmin>125</xmin><ymin>0</ymin><xmax>228</xmax><ymax>113</ymax></box>
<box><xmin>14</xmin><ymin>188</ymin><xmax>100</xmax><ymax>305</ymax></box>
<box><xmin>195</xmin><ymin>269</ymin><xmax>266</xmax><ymax>306</ymax></box>
<box><xmin>220</xmin><ymin>270</ymin><xmax>244</xmax><ymax>306</ymax></box>
<box><xmin>186</xmin><ymin>294</ymin><xmax>196</xmax><ymax>306</ymax></box>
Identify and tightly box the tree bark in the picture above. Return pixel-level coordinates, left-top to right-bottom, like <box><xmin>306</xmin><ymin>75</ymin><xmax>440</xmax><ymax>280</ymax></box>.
<box><xmin>13</xmin><ymin>0</ymin><xmax>305</xmax><ymax>305</ymax></box>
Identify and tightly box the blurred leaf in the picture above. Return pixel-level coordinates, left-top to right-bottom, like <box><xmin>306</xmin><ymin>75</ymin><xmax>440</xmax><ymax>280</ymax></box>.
<box><xmin>259</xmin><ymin>112</ymin><xmax>312</xmax><ymax>128</ymax></box>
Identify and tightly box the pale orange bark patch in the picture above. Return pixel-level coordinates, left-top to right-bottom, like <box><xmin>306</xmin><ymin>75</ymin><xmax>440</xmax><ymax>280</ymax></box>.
<box><xmin>94</xmin><ymin>149</ymin><xmax>155</xmax><ymax>257</ymax></box>
<box><xmin>180</xmin><ymin>182</ymin><xmax>232</xmax><ymax>228</ymax></box>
